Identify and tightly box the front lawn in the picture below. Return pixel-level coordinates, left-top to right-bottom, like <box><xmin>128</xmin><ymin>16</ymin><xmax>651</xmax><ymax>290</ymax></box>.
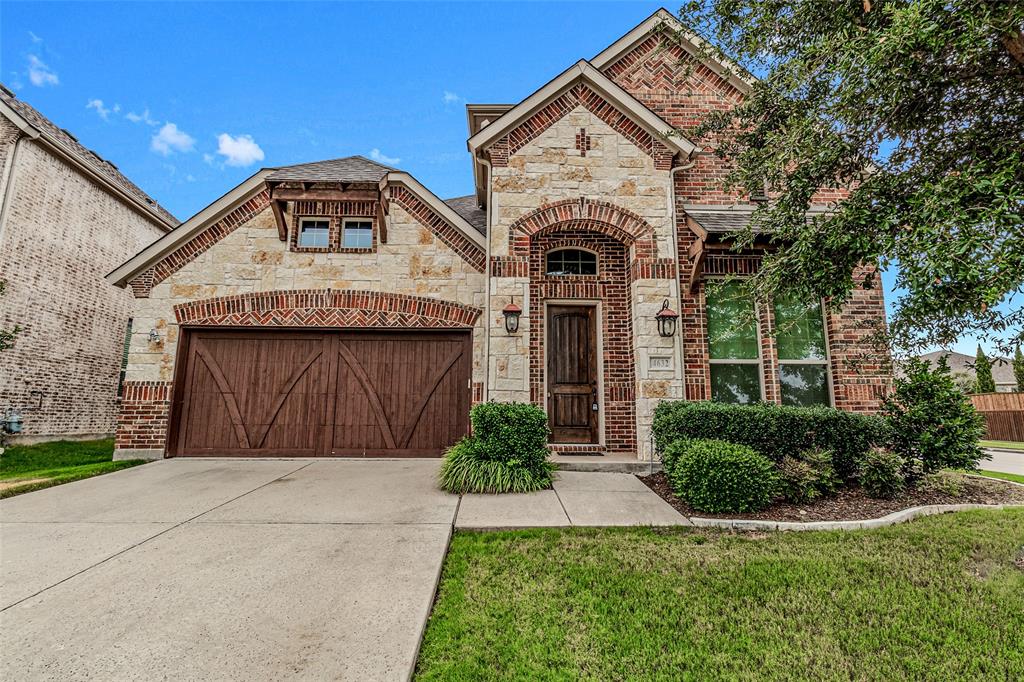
<box><xmin>979</xmin><ymin>470</ymin><xmax>1024</xmax><ymax>485</ymax></box>
<box><xmin>0</xmin><ymin>439</ymin><xmax>145</xmax><ymax>498</ymax></box>
<box><xmin>416</xmin><ymin>510</ymin><xmax>1024</xmax><ymax>680</ymax></box>
<box><xmin>981</xmin><ymin>440</ymin><xmax>1024</xmax><ymax>451</ymax></box>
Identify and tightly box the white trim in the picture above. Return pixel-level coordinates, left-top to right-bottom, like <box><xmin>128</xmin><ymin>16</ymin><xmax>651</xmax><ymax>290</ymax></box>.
<box><xmin>386</xmin><ymin>171</ymin><xmax>486</xmax><ymax>248</ymax></box>
<box><xmin>705</xmin><ymin>278</ymin><xmax>766</xmax><ymax>403</ymax></box>
<box><xmin>775</xmin><ymin>297</ymin><xmax>835</xmax><ymax>408</ymax></box>
<box><xmin>340</xmin><ymin>216</ymin><xmax>374</xmax><ymax>250</ymax></box>
<box><xmin>296</xmin><ymin>216</ymin><xmax>331</xmax><ymax>249</ymax></box>
<box><xmin>106</xmin><ymin>170</ymin><xmax>272</xmax><ymax>286</ymax></box>
<box><xmin>590</xmin><ymin>8</ymin><xmax>755</xmax><ymax>95</ymax></box>
<box><xmin>466</xmin><ymin>60</ymin><xmax>697</xmax><ymax>158</ymax></box>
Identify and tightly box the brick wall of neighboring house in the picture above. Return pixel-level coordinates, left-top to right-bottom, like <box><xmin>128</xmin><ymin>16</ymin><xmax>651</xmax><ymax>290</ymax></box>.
<box><xmin>115</xmin><ymin>192</ymin><xmax>486</xmax><ymax>455</ymax></box>
<box><xmin>605</xmin><ymin>32</ymin><xmax>890</xmax><ymax>414</ymax></box>
<box><xmin>487</xmin><ymin>101</ymin><xmax>683</xmax><ymax>457</ymax></box>
<box><xmin>0</xmin><ymin>136</ymin><xmax>166</xmax><ymax>438</ymax></box>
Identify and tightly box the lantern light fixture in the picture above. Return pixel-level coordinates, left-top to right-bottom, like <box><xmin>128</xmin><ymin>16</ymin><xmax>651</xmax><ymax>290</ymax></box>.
<box><xmin>502</xmin><ymin>303</ymin><xmax>522</xmax><ymax>335</ymax></box>
<box><xmin>655</xmin><ymin>299</ymin><xmax>679</xmax><ymax>338</ymax></box>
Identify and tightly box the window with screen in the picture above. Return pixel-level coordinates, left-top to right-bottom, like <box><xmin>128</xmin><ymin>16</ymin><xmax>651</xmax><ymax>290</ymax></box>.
<box><xmin>706</xmin><ymin>282</ymin><xmax>762</xmax><ymax>404</ymax></box>
<box><xmin>297</xmin><ymin>218</ymin><xmax>330</xmax><ymax>248</ymax></box>
<box><xmin>342</xmin><ymin>219</ymin><xmax>373</xmax><ymax>249</ymax></box>
<box><xmin>774</xmin><ymin>294</ymin><xmax>831</xmax><ymax>407</ymax></box>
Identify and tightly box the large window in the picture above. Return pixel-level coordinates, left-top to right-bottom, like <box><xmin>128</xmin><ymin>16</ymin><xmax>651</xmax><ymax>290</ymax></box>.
<box><xmin>342</xmin><ymin>219</ymin><xmax>373</xmax><ymax>249</ymax></box>
<box><xmin>707</xmin><ymin>282</ymin><xmax>762</xmax><ymax>404</ymax></box>
<box><xmin>297</xmin><ymin>218</ymin><xmax>330</xmax><ymax>248</ymax></box>
<box><xmin>546</xmin><ymin>249</ymin><xmax>597</xmax><ymax>276</ymax></box>
<box><xmin>774</xmin><ymin>295</ymin><xmax>831</xmax><ymax>407</ymax></box>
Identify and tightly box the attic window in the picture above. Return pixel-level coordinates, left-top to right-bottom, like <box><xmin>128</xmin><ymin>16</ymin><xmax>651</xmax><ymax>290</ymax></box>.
<box><xmin>297</xmin><ymin>218</ymin><xmax>330</xmax><ymax>248</ymax></box>
<box><xmin>546</xmin><ymin>249</ymin><xmax>597</xmax><ymax>276</ymax></box>
<box><xmin>342</xmin><ymin>219</ymin><xmax>373</xmax><ymax>249</ymax></box>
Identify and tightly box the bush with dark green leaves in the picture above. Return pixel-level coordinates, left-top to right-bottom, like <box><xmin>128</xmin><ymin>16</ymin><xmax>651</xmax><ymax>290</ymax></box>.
<box><xmin>778</xmin><ymin>449</ymin><xmax>839</xmax><ymax>504</ymax></box>
<box><xmin>653</xmin><ymin>400</ymin><xmax>888</xmax><ymax>479</ymax></box>
<box><xmin>667</xmin><ymin>439</ymin><xmax>779</xmax><ymax>514</ymax></box>
<box><xmin>439</xmin><ymin>402</ymin><xmax>554</xmax><ymax>494</ymax></box>
<box><xmin>884</xmin><ymin>357</ymin><xmax>987</xmax><ymax>475</ymax></box>
<box><xmin>858</xmin><ymin>448</ymin><xmax>907</xmax><ymax>500</ymax></box>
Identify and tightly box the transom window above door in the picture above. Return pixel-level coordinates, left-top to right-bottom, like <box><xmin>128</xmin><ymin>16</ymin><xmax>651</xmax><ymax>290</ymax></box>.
<box><xmin>546</xmin><ymin>249</ymin><xmax>597</xmax><ymax>276</ymax></box>
<box><xmin>342</xmin><ymin>219</ymin><xmax>373</xmax><ymax>249</ymax></box>
<box><xmin>297</xmin><ymin>218</ymin><xmax>330</xmax><ymax>248</ymax></box>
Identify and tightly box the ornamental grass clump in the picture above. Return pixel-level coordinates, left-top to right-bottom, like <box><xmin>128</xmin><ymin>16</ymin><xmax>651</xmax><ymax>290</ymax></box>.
<box><xmin>439</xmin><ymin>402</ymin><xmax>555</xmax><ymax>494</ymax></box>
<box><xmin>667</xmin><ymin>439</ymin><xmax>779</xmax><ymax>514</ymax></box>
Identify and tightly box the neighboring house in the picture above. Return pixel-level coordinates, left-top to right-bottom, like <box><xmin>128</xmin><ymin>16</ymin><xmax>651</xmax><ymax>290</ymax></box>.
<box><xmin>107</xmin><ymin>9</ymin><xmax>890</xmax><ymax>461</ymax></box>
<box><xmin>911</xmin><ymin>350</ymin><xmax>1017</xmax><ymax>393</ymax></box>
<box><xmin>0</xmin><ymin>86</ymin><xmax>177</xmax><ymax>441</ymax></box>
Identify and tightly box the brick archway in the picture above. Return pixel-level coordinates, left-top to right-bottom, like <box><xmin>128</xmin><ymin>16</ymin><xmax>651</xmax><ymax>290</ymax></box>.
<box><xmin>173</xmin><ymin>289</ymin><xmax>482</xmax><ymax>328</ymax></box>
<box><xmin>508</xmin><ymin>198</ymin><xmax>657</xmax><ymax>261</ymax></box>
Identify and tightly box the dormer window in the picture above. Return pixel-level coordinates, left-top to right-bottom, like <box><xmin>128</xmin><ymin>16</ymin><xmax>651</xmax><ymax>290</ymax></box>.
<box><xmin>297</xmin><ymin>218</ymin><xmax>330</xmax><ymax>248</ymax></box>
<box><xmin>342</xmin><ymin>219</ymin><xmax>373</xmax><ymax>249</ymax></box>
<box><xmin>546</xmin><ymin>249</ymin><xmax>597</xmax><ymax>276</ymax></box>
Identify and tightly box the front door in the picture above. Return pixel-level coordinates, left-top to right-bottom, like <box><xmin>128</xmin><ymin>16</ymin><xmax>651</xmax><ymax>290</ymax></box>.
<box><xmin>546</xmin><ymin>305</ymin><xmax>598</xmax><ymax>443</ymax></box>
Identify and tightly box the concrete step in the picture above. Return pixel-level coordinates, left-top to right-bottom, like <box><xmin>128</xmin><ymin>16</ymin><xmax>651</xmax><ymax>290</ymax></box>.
<box><xmin>551</xmin><ymin>453</ymin><xmax>662</xmax><ymax>474</ymax></box>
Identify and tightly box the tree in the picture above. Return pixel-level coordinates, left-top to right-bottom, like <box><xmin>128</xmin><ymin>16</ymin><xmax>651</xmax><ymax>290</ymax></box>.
<box><xmin>974</xmin><ymin>345</ymin><xmax>996</xmax><ymax>393</ymax></box>
<box><xmin>0</xmin><ymin>280</ymin><xmax>20</xmax><ymax>352</ymax></box>
<box><xmin>1014</xmin><ymin>346</ymin><xmax>1024</xmax><ymax>392</ymax></box>
<box><xmin>673</xmin><ymin>1</ymin><xmax>1024</xmax><ymax>355</ymax></box>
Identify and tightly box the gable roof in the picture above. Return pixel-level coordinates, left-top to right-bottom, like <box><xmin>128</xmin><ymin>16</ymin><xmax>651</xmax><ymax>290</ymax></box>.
<box><xmin>466</xmin><ymin>59</ymin><xmax>697</xmax><ymax>158</ymax></box>
<box><xmin>590</xmin><ymin>8</ymin><xmax>755</xmax><ymax>95</ymax></box>
<box><xmin>107</xmin><ymin>161</ymin><xmax>485</xmax><ymax>287</ymax></box>
<box><xmin>444</xmin><ymin>195</ymin><xmax>487</xmax><ymax>235</ymax></box>
<box><xmin>0</xmin><ymin>85</ymin><xmax>177</xmax><ymax>229</ymax></box>
<box><xmin>265</xmin><ymin>155</ymin><xmax>395</xmax><ymax>183</ymax></box>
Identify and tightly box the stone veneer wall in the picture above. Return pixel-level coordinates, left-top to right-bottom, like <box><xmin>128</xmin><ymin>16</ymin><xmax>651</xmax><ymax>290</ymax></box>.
<box><xmin>0</xmin><ymin>135</ymin><xmax>166</xmax><ymax>437</ymax></box>
<box><xmin>116</xmin><ymin>192</ymin><xmax>486</xmax><ymax>454</ymax></box>
<box><xmin>487</xmin><ymin>102</ymin><xmax>682</xmax><ymax>457</ymax></box>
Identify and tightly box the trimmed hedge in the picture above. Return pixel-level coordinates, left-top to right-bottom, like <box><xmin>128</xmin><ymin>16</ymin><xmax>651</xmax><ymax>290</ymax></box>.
<box><xmin>438</xmin><ymin>402</ymin><xmax>554</xmax><ymax>494</ymax></box>
<box><xmin>666</xmin><ymin>439</ymin><xmax>779</xmax><ymax>513</ymax></box>
<box><xmin>653</xmin><ymin>401</ymin><xmax>888</xmax><ymax>479</ymax></box>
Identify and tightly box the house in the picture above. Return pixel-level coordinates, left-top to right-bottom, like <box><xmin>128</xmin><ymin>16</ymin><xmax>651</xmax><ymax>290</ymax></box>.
<box><xmin>0</xmin><ymin>86</ymin><xmax>176</xmax><ymax>441</ymax></box>
<box><xmin>911</xmin><ymin>350</ymin><xmax>1017</xmax><ymax>393</ymax></box>
<box><xmin>106</xmin><ymin>9</ymin><xmax>890</xmax><ymax>461</ymax></box>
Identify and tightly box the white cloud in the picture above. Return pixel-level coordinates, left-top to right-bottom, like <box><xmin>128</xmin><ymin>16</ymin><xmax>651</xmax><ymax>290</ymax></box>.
<box><xmin>442</xmin><ymin>90</ymin><xmax>462</xmax><ymax>105</ymax></box>
<box><xmin>126</xmin><ymin>108</ymin><xmax>158</xmax><ymax>126</ymax></box>
<box><xmin>27</xmin><ymin>55</ymin><xmax>58</xmax><ymax>87</ymax></box>
<box><xmin>150</xmin><ymin>122</ymin><xmax>195</xmax><ymax>156</ymax></box>
<box><xmin>203</xmin><ymin>153</ymin><xmax>215</xmax><ymax>165</ymax></box>
<box><xmin>216</xmin><ymin>133</ymin><xmax>265</xmax><ymax>167</ymax></box>
<box><xmin>86</xmin><ymin>99</ymin><xmax>111</xmax><ymax>120</ymax></box>
<box><xmin>369</xmin><ymin>148</ymin><xmax>400</xmax><ymax>165</ymax></box>
<box><xmin>28</xmin><ymin>31</ymin><xmax>43</xmax><ymax>44</ymax></box>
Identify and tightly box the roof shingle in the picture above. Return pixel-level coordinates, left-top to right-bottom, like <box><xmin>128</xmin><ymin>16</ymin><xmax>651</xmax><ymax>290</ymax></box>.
<box><xmin>443</xmin><ymin>195</ymin><xmax>487</xmax><ymax>235</ymax></box>
<box><xmin>265</xmin><ymin>156</ymin><xmax>396</xmax><ymax>183</ymax></box>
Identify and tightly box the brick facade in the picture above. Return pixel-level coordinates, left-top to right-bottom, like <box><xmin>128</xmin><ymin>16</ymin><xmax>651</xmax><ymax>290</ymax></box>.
<box><xmin>0</xmin><ymin>131</ymin><xmax>167</xmax><ymax>438</ymax></box>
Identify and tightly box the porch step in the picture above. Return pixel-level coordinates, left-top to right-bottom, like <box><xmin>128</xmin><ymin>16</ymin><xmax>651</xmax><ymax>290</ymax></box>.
<box><xmin>551</xmin><ymin>453</ymin><xmax>662</xmax><ymax>474</ymax></box>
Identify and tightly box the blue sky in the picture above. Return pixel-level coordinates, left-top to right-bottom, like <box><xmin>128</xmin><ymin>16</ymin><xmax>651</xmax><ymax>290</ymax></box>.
<box><xmin>0</xmin><ymin>1</ymin><xmax>1002</xmax><ymax>356</ymax></box>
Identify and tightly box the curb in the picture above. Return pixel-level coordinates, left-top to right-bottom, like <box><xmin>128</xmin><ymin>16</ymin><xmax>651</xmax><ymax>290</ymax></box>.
<box><xmin>688</xmin><ymin>503</ymin><xmax>1024</xmax><ymax>532</ymax></box>
<box><xmin>555</xmin><ymin>460</ymin><xmax>661</xmax><ymax>474</ymax></box>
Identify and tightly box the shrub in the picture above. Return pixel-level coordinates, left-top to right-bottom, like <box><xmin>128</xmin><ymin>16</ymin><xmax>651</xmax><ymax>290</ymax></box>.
<box><xmin>917</xmin><ymin>471</ymin><xmax>966</xmax><ymax>498</ymax></box>
<box><xmin>653</xmin><ymin>400</ymin><xmax>888</xmax><ymax>479</ymax></box>
<box><xmin>858</xmin><ymin>448</ymin><xmax>906</xmax><ymax>499</ymax></box>
<box><xmin>668</xmin><ymin>439</ymin><xmax>779</xmax><ymax>513</ymax></box>
<box><xmin>883</xmin><ymin>357</ymin><xmax>987</xmax><ymax>475</ymax></box>
<box><xmin>438</xmin><ymin>402</ymin><xmax>554</xmax><ymax>494</ymax></box>
<box><xmin>778</xmin><ymin>448</ymin><xmax>839</xmax><ymax>504</ymax></box>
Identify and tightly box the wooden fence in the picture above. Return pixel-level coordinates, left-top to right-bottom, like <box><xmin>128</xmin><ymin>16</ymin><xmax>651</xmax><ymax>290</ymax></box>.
<box><xmin>970</xmin><ymin>393</ymin><xmax>1024</xmax><ymax>442</ymax></box>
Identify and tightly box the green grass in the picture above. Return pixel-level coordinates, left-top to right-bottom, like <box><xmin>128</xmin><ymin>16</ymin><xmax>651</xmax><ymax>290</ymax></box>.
<box><xmin>0</xmin><ymin>438</ymin><xmax>145</xmax><ymax>498</ymax></box>
<box><xmin>416</xmin><ymin>510</ymin><xmax>1024</xmax><ymax>680</ymax></box>
<box><xmin>981</xmin><ymin>440</ymin><xmax>1024</xmax><ymax>451</ymax></box>
<box><xmin>978</xmin><ymin>470</ymin><xmax>1024</xmax><ymax>484</ymax></box>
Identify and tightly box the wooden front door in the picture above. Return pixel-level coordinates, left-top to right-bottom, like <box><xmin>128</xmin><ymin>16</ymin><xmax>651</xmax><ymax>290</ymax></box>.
<box><xmin>547</xmin><ymin>305</ymin><xmax>599</xmax><ymax>444</ymax></box>
<box><xmin>170</xmin><ymin>329</ymin><xmax>471</xmax><ymax>457</ymax></box>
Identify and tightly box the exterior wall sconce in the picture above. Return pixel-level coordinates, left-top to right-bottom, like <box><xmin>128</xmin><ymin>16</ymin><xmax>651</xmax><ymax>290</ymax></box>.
<box><xmin>148</xmin><ymin>328</ymin><xmax>161</xmax><ymax>343</ymax></box>
<box><xmin>502</xmin><ymin>303</ymin><xmax>522</xmax><ymax>334</ymax></box>
<box><xmin>655</xmin><ymin>300</ymin><xmax>679</xmax><ymax>338</ymax></box>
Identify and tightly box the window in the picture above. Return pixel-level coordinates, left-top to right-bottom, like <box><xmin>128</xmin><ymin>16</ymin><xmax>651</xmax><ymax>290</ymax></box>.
<box><xmin>774</xmin><ymin>294</ymin><xmax>831</xmax><ymax>407</ymax></box>
<box><xmin>342</xmin><ymin>219</ymin><xmax>373</xmax><ymax>249</ymax></box>
<box><xmin>117</xmin><ymin>318</ymin><xmax>132</xmax><ymax>398</ymax></box>
<box><xmin>297</xmin><ymin>218</ymin><xmax>330</xmax><ymax>248</ymax></box>
<box><xmin>546</xmin><ymin>249</ymin><xmax>597</xmax><ymax>276</ymax></box>
<box><xmin>707</xmin><ymin>282</ymin><xmax>762</xmax><ymax>404</ymax></box>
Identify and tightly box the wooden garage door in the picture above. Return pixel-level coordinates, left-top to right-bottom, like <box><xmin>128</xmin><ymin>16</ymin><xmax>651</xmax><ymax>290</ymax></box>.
<box><xmin>169</xmin><ymin>329</ymin><xmax>471</xmax><ymax>457</ymax></box>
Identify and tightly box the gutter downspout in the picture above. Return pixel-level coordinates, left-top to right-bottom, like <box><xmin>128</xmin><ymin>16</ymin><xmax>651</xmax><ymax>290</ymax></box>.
<box><xmin>479</xmin><ymin>156</ymin><xmax>493</xmax><ymax>403</ymax></box>
<box><xmin>0</xmin><ymin>135</ymin><xmax>25</xmax><ymax>248</ymax></box>
<box><xmin>668</xmin><ymin>151</ymin><xmax>698</xmax><ymax>396</ymax></box>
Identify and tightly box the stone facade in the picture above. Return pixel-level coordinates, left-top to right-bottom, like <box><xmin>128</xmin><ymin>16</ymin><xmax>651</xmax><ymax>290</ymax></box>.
<box><xmin>0</xmin><ymin>130</ymin><xmax>168</xmax><ymax>439</ymax></box>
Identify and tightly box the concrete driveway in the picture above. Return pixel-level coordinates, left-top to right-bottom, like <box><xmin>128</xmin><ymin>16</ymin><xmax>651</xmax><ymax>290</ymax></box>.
<box><xmin>0</xmin><ymin>459</ymin><xmax>457</xmax><ymax>681</ymax></box>
<box><xmin>984</xmin><ymin>448</ymin><xmax>1024</xmax><ymax>476</ymax></box>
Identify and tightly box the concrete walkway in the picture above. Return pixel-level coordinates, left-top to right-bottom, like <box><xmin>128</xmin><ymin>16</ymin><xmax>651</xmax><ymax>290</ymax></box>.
<box><xmin>984</xmin><ymin>448</ymin><xmax>1024</xmax><ymax>476</ymax></box>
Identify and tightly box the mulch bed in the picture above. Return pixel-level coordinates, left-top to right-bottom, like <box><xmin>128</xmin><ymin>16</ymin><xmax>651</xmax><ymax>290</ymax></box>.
<box><xmin>638</xmin><ymin>472</ymin><xmax>1024</xmax><ymax>522</ymax></box>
